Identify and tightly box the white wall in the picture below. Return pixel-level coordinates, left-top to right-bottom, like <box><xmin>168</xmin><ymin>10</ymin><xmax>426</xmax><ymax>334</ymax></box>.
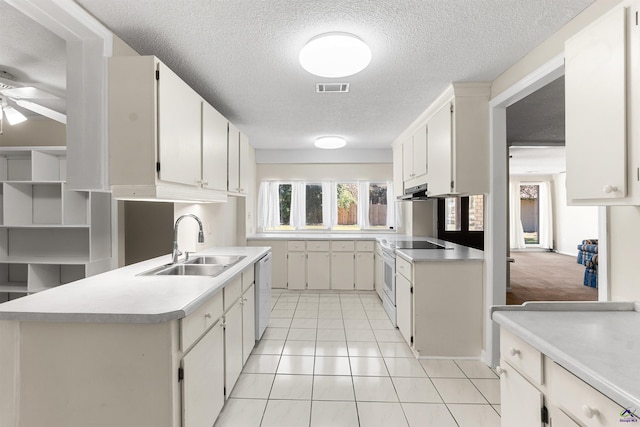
<box><xmin>174</xmin><ymin>199</ymin><xmax>239</xmax><ymax>253</ymax></box>
<box><xmin>609</xmin><ymin>206</ymin><xmax>640</xmax><ymax>301</ymax></box>
<box><xmin>257</xmin><ymin>163</ymin><xmax>392</xmax><ymax>182</ymax></box>
<box><xmin>0</xmin><ymin>117</ymin><xmax>65</xmax><ymax>147</ymax></box>
<box><xmin>552</xmin><ymin>173</ymin><xmax>598</xmax><ymax>255</ymax></box>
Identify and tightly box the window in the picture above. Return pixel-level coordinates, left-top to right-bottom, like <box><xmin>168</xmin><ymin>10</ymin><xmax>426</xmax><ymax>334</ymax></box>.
<box><xmin>520</xmin><ymin>184</ymin><xmax>539</xmax><ymax>244</ymax></box>
<box><xmin>437</xmin><ymin>195</ymin><xmax>484</xmax><ymax>250</ymax></box>
<box><xmin>279</xmin><ymin>184</ymin><xmax>292</xmax><ymax>226</ymax></box>
<box><xmin>336</xmin><ymin>183</ymin><xmax>358</xmax><ymax>229</ymax></box>
<box><xmin>305</xmin><ymin>184</ymin><xmax>323</xmax><ymax>228</ymax></box>
<box><xmin>368</xmin><ymin>183</ymin><xmax>388</xmax><ymax>227</ymax></box>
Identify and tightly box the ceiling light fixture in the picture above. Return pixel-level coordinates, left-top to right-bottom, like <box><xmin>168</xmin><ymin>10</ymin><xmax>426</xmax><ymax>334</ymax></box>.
<box><xmin>300</xmin><ymin>32</ymin><xmax>372</xmax><ymax>78</ymax></box>
<box><xmin>315</xmin><ymin>136</ymin><xmax>346</xmax><ymax>149</ymax></box>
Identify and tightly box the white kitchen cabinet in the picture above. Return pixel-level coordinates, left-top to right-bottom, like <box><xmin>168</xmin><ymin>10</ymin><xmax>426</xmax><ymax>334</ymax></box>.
<box><xmin>182</xmin><ymin>320</ymin><xmax>224</xmax><ymax>427</ymax></box>
<box><xmin>498</xmin><ymin>359</ymin><xmax>544</xmax><ymax>427</ymax></box>
<box><xmin>395</xmin><ymin>271</ymin><xmax>412</xmax><ymax>346</ymax></box>
<box><xmin>565</xmin><ymin>4</ymin><xmax>640</xmax><ymax>205</ymax></box>
<box><xmin>402</xmin><ymin>124</ymin><xmax>428</xmax><ymax>186</ymax></box>
<box><xmin>224</xmin><ymin>297</ymin><xmax>243</xmax><ymax>398</ymax></box>
<box><xmin>549</xmin><ymin>406</ymin><xmax>581</xmax><ymax>427</ymax></box>
<box><xmin>248</xmin><ymin>240</ymin><xmax>287</xmax><ymax>288</ymax></box>
<box><xmin>393</xmin><ymin>145</ymin><xmax>405</xmax><ymax>198</ymax></box>
<box><xmin>426</xmin><ymin>83</ymin><xmax>490</xmax><ymax>196</ymax></box>
<box><xmin>202</xmin><ymin>102</ymin><xmax>229</xmax><ymax>192</ymax></box>
<box><xmin>108</xmin><ymin>55</ymin><xmax>227</xmax><ymax>202</ymax></box>
<box><xmin>307</xmin><ymin>240</ymin><xmax>331</xmax><ymax>290</ymax></box>
<box><xmin>374</xmin><ymin>243</ymin><xmax>383</xmax><ymax>299</ymax></box>
<box><xmin>287</xmin><ymin>241</ymin><xmax>306</xmax><ymax>290</ymax></box>
<box><xmin>241</xmin><ymin>282</ymin><xmax>255</xmax><ymax>364</ymax></box>
<box><xmin>331</xmin><ymin>240</ymin><xmax>355</xmax><ymax>290</ymax></box>
<box><xmin>227</xmin><ymin>123</ymin><xmax>240</xmax><ymax>193</ymax></box>
<box><xmin>239</xmin><ymin>132</ymin><xmax>253</xmax><ymax>195</ymax></box>
<box><xmin>0</xmin><ymin>147</ymin><xmax>112</xmax><ymax>302</ymax></box>
<box><xmin>355</xmin><ymin>241</ymin><xmax>374</xmax><ymax>290</ymax></box>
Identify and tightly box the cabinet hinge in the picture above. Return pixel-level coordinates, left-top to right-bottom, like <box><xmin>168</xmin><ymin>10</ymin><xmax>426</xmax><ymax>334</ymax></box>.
<box><xmin>450</xmin><ymin>180</ymin><xmax>454</xmax><ymax>190</ymax></box>
<box><xmin>636</xmin><ymin>10</ymin><xmax>638</xmax><ymax>26</ymax></box>
<box><xmin>410</xmin><ymin>286</ymin><xmax>413</xmax><ymax>294</ymax></box>
<box><xmin>450</xmin><ymin>103</ymin><xmax>454</xmax><ymax>113</ymax></box>
<box><xmin>178</xmin><ymin>367</ymin><xmax>184</xmax><ymax>382</ymax></box>
<box><xmin>541</xmin><ymin>406</ymin><xmax>549</xmax><ymax>424</ymax></box>
<box><xmin>156</xmin><ymin>69</ymin><xmax>160</xmax><ymax>80</ymax></box>
<box><xmin>637</xmin><ymin>167</ymin><xmax>639</xmax><ymax>181</ymax></box>
<box><xmin>410</xmin><ymin>336</ymin><xmax>414</xmax><ymax>344</ymax></box>
<box><xmin>156</xmin><ymin>162</ymin><xmax>161</xmax><ymax>173</ymax></box>
<box><xmin>224</xmin><ymin>386</ymin><xmax>227</xmax><ymax>396</ymax></box>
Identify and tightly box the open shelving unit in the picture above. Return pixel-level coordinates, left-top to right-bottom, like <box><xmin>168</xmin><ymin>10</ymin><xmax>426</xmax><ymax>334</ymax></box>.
<box><xmin>0</xmin><ymin>147</ymin><xmax>112</xmax><ymax>302</ymax></box>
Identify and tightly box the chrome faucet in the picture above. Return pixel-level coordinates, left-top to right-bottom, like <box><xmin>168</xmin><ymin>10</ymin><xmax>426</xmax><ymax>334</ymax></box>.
<box><xmin>172</xmin><ymin>214</ymin><xmax>205</xmax><ymax>264</ymax></box>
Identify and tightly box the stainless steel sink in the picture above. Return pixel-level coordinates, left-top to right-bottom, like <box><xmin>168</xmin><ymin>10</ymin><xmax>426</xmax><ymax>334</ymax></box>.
<box><xmin>185</xmin><ymin>255</ymin><xmax>246</xmax><ymax>266</ymax></box>
<box><xmin>140</xmin><ymin>263</ymin><xmax>226</xmax><ymax>276</ymax></box>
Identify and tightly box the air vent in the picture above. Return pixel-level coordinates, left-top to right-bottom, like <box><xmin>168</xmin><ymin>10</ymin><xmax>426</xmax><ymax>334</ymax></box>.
<box><xmin>316</xmin><ymin>83</ymin><xmax>350</xmax><ymax>93</ymax></box>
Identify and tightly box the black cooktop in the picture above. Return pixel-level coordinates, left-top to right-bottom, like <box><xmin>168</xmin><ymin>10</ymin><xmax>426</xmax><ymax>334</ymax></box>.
<box><xmin>394</xmin><ymin>241</ymin><xmax>447</xmax><ymax>249</ymax></box>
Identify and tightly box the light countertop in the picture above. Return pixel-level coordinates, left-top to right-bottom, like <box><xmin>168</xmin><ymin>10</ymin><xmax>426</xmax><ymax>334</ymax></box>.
<box><xmin>249</xmin><ymin>233</ymin><xmax>484</xmax><ymax>262</ymax></box>
<box><xmin>492</xmin><ymin>302</ymin><xmax>640</xmax><ymax>411</ymax></box>
<box><xmin>0</xmin><ymin>246</ymin><xmax>270</xmax><ymax>324</ymax></box>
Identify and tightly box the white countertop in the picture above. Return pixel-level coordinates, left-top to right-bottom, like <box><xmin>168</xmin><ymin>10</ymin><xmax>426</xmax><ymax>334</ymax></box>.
<box><xmin>249</xmin><ymin>233</ymin><xmax>484</xmax><ymax>261</ymax></box>
<box><xmin>492</xmin><ymin>302</ymin><xmax>640</xmax><ymax>411</ymax></box>
<box><xmin>0</xmin><ymin>246</ymin><xmax>270</xmax><ymax>324</ymax></box>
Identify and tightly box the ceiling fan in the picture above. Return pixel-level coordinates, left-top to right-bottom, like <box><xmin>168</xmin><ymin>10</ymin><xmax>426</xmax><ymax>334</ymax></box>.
<box><xmin>0</xmin><ymin>70</ymin><xmax>66</xmax><ymax>133</ymax></box>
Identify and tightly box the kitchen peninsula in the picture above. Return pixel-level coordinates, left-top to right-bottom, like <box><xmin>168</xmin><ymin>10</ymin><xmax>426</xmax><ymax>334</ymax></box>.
<box><xmin>0</xmin><ymin>246</ymin><xmax>270</xmax><ymax>427</ymax></box>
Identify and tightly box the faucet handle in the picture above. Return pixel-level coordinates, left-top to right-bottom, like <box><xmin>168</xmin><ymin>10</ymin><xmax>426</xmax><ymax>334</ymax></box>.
<box><xmin>185</xmin><ymin>251</ymin><xmax>192</xmax><ymax>261</ymax></box>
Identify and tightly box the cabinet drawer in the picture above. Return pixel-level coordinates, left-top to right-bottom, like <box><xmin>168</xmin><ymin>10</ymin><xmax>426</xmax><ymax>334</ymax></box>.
<box><xmin>356</xmin><ymin>241</ymin><xmax>374</xmax><ymax>252</ymax></box>
<box><xmin>181</xmin><ymin>291</ymin><xmax>223</xmax><ymax>351</ymax></box>
<box><xmin>224</xmin><ymin>276</ymin><xmax>242</xmax><ymax>311</ymax></box>
<box><xmin>307</xmin><ymin>240</ymin><xmax>330</xmax><ymax>251</ymax></box>
<box><xmin>287</xmin><ymin>241</ymin><xmax>306</xmax><ymax>251</ymax></box>
<box><xmin>396</xmin><ymin>256</ymin><xmax>412</xmax><ymax>280</ymax></box>
<box><xmin>331</xmin><ymin>240</ymin><xmax>355</xmax><ymax>252</ymax></box>
<box><xmin>242</xmin><ymin>265</ymin><xmax>255</xmax><ymax>292</ymax></box>
<box><xmin>549</xmin><ymin>362</ymin><xmax>625</xmax><ymax>427</ymax></box>
<box><xmin>500</xmin><ymin>329</ymin><xmax>543</xmax><ymax>385</ymax></box>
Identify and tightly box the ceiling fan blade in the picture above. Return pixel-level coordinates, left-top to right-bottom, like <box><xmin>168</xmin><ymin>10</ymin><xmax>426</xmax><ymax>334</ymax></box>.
<box><xmin>15</xmin><ymin>100</ymin><xmax>66</xmax><ymax>124</ymax></box>
<box><xmin>2</xmin><ymin>106</ymin><xmax>28</xmax><ymax>125</ymax></box>
<box><xmin>0</xmin><ymin>87</ymin><xmax>61</xmax><ymax>100</ymax></box>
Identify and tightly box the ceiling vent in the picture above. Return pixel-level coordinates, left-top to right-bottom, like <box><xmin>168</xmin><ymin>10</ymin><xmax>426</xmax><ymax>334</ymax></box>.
<box><xmin>316</xmin><ymin>83</ymin><xmax>350</xmax><ymax>93</ymax></box>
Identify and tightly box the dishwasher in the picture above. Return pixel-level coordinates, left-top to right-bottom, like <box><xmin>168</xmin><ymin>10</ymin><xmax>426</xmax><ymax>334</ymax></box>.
<box><xmin>254</xmin><ymin>252</ymin><xmax>272</xmax><ymax>340</ymax></box>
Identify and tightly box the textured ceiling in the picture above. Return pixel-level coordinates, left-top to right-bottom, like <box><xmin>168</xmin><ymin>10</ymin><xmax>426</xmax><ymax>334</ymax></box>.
<box><xmin>2</xmin><ymin>0</ymin><xmax>593</xmax><ymax>150</ymax></box>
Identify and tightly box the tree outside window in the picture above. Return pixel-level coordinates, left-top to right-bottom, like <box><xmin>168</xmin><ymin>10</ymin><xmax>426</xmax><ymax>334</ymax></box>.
<box><xmin>337</xmin><ymin>183</ymin><xmax>358</xmax><ymax>228</ymax></box>
<box><xmin>306</xmin><ymin>184</ymin><xmax>323</xmax><ymax>227</ymax></box>
<box><xmin>369</xmin><ymin>183</ymin><xmax>388</xmax><ymax>227</ymax></box>
<box><xmin>279</xmin><ymin>184</ymin><xmax>291</xmax><ymax>226</ymax></box>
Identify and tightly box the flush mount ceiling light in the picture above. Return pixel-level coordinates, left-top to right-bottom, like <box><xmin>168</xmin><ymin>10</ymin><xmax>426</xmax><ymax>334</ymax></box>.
<box><xmin>315</xmin><ymin>136</ymin><xmax>346</xmax><ymax>149</ymax></box>
<box><xmin>300</xmin><ymin>33</ymin><xmax>372</xmax><ymax>78</ymax></box>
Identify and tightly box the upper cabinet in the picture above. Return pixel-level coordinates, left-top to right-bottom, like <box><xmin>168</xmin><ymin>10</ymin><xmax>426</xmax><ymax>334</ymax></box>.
<box><xmin>565</xmin><ymin>3</ymin><xmax>640</xmax><ymax>205</ymax></box>
<box><xmin>394</xmin><ymin>82</ymin><xmax>490</xmax><ymax>197</ymax></box>
<box><xmin>109</xmin><ymin>56</ymin><xmax>251</xmax><ymax>202</ymax></box>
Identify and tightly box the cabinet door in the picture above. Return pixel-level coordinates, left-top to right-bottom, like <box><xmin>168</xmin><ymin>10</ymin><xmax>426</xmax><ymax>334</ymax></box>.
<box><xmin>374</xmin><ymin>251</ymin><xmax>383</xmax><ymax>299</ymax></box>
<box><xmin>287</xmin><ymin>252</ymin><xmax>306</xmax><ymax>289</ymax></box>
<box><xmin>393</xmin><ymin>145</ymin><xmax>404</xmax><ymax>197</ymax></box>
<box><xmin>412</xmin><ymin>124</ymin><xmax>428</xmax><ymax>179</ymax></box>
<box><xmin>157</xmin><ymin>62</ymin><xmax>202</xmax><ymax>187</ymax></box>
<box><xmin>241</xmin><ymin>284</ymin><xmax>256</xmax><ymax>364</ymax></box>
<box><xmin>549</xmin><ymin>406</ymin><xmax>580</xmax><ymax>427</ymax></box>
<box><xmin>499</xmin><ymin>360</ymin><xmax>544</xmax><ymax>427</ymax></box>
<box><xmin>224</xmin><ymin>301</ymin><xmax>243</xmax><ymax>397</ymax></box>
<box><xmin>355</xmin><ymin>252</ymin><xmax>374</xmax><ymax>290</ymax></box>
<box><xmin>427</xmin><ymin>102</ymin><xmax>453</xmax><ymax>196</ymax></box>
<box><xmin>396</xmin><ymin>273</ymin><xmax>412</xmax><ymax>346</ymax></box>
<box><xmin>182</xmin><ymin>321</ymin><xmax>224</xmax><ymax>427</ymax></box>
<box><xmin>565</xmin><ymin>5</ymin><xmax>627</xmax><ymax>201</ymax></box>
<box><xmin>307</xmin><ymin>252</ymin><xmax>330</xmax><ymax>289</ymax></box>
<box><xmin>239</xmin><ymin>132</ymin><xmax>253</xmax><ymax>195</ymax></box>
<box><xmin>228</xmin><ymin>123</ymin><xmax>240</xmax><ymax>192</ymax></box>
<box><xmin>202</xmin><ymin>102</ymin><xmax>228</xmax><ymax>191</ymax></box>
<box><xmin>402</xmin><ymin>139</ymin><xmax>414</xmax><ymax>181</ymax></box>
<box><xmin>331</xmin><ymin>252</ymin><xmax>354</xmax><ymax>290</ymax></box>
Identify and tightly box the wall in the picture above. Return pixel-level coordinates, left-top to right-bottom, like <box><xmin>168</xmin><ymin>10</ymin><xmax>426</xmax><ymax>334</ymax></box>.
<box><xmin>257</xmin><ymin>163</ymin><xmax>392</xmax><ymax>182</ymax></box>
<box><xmin>174</xmin><ymin>199</ymin><xmax>239</xmax><ymax>253</ymax></box>
<box><xmin>609</xmin><ymin>206</ymin><xmax>640</xmax><ymax>301</ymax></box>
<box><xmin>552</xmin><ymin>173</ymin><xmax>599</xmax><ymax>256</ymax></box>
<box><xmin>0</xmin><ymin>117</ymin><xmax>65</xmax><ymax>147</ymax></box>
<box><xmin>124</xmin><ymin>201</ymin><xmax>174</xmax><ymax>265</ymax></box>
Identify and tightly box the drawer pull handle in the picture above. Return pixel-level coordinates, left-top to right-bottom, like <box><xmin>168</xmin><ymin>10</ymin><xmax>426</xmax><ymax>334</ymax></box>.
<box><xmin>204</xmin><ymin>313</ymin><xmax>212</xmax><ymax>319</ymax></box>
<box><xmin>582</xmin><ymin>405</ymin><xmax>599</xmax><ymax>419</ymax></box>
<box><xmin>509</xmin><ymin>347</ymin><xmax>521</xmax><ymax>357</ymax></box>
<box><xmin>495</xmin><ymin>366</ymin><xmax>506</xmax><ymax>376</ymax></box>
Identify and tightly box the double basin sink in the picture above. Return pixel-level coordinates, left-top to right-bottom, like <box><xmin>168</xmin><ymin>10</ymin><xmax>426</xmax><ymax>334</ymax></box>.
<box><xmin>140</xmin><ymin>255</ymin><xmax>246</xmax><ymax>277</ymax></box>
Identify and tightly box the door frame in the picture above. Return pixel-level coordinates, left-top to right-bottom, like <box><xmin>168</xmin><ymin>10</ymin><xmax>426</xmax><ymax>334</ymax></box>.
<box><xmin>483</xmin><ymin>53</ymin><xmax>609</xmax><ymax>366</ymax></box>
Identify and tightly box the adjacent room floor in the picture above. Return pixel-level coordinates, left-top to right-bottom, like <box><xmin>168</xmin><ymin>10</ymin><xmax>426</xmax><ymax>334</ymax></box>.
<box><xmin>214</xmin><ymin>290</ymin><xmax>501</xmax><ymax>427</ymax></box>
<box><xmin>508</xmin><ymin>250</ymin><xmax>598</xmax><ymax>305</ymax></box>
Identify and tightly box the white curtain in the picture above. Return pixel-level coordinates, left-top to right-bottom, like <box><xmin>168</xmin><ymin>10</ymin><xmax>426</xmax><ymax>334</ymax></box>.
<box><xmin>509</xmin><ymin>180</ymin><xmax>526</xmax><ymax>249</ymax></box>
<box><xmin>538</xmin><ymin>181</ymin><xmax>553</xmax><ymax>249</ymax></box>
<box><xmin>358</xmin><ymin>181</ymin><xmax>370</xmax><ymax>229</ymax></box>
<box><xmin>257</xmin><ymin>181</ymin><xmax>281</xmax><ymax>231</ymax></box>
<box><xmin>290</xmin><ymin>181</ymin><xmax>306</xmax><ymax>229</ymax></box>
<box><xmin>323</xmin><ymin>182</ymin><xmax>334</xmax><ymax>229</ymax></box>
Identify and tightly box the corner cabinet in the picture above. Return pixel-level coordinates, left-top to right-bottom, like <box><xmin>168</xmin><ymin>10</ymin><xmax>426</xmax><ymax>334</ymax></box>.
<box><xmin>565</xmin><ymin>2</ymin><xmax>640</xmax><ymax>205</ymax></box>
<box><xmin>109</xmin><ymin>56</ymin><xmax>229</xmax><ymax>202</ymax></box>
<box><xmin>0</xmin><ymin>147</ymin><xmax>112</xmax><ymax>302</ymax></box>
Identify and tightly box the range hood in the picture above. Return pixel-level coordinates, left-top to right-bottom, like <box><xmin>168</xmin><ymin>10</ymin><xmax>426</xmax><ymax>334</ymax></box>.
<box><xmin>397</xmin><ymin>183</ymin><xmax>430</xmax><ymax>201</ymax></box>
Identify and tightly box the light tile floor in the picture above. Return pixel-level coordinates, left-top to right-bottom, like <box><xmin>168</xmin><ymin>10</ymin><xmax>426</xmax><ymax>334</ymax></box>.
<box><xmin>214</xmin><ymin>290</ymin><xmax>501</xmax><ymax>427</ymax></box>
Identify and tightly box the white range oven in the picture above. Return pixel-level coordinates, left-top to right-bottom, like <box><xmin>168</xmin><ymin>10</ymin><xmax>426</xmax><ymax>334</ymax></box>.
<box><xmin>379</xmin><ymin>239</ymin><xmax>450</xmax><ymax>327</ymax></box>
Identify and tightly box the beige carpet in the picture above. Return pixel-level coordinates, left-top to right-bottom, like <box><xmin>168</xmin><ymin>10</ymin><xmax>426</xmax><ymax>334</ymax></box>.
<box><xmin>507</xmin><ymin>251</ymin><xmax>598</xmax><ymax>305</ymax></box>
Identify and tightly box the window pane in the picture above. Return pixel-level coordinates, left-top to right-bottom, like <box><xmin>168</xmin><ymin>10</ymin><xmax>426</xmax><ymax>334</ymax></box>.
<box><xmin>305</xmin><ymin>184</ymin><xmax>323</xmax><ymax>226</ymax></box>
<box><xmin>369</xmin><ymin>183</ymin><xmax>388</xmax><ymax>226</ymax></box>
<box><xmin>279</xmin><ymin>184</ymin><xmax>292</xmax><ymax>225</ymax></box>
<box><xmin>520</xmin><ymin>185</ymin><xmax>540</xmax><ymax>244</ymax></box>
<box><xmin>445</xmin><ymin>197</ymin><xmax>461</xmax><ymax>231</ymax></box>
<box><xmin>468</xmin><ymin>195</ymin><xmax>484</xmax><ymax>231</ymax></box>
<box><xmin>337</xmin><ymin>183</ymin><xmax>358</xmax><ymax>227</ymax></box>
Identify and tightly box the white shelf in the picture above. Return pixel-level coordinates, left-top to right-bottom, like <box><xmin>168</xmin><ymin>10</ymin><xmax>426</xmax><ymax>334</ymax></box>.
<box><xmin>0</xmin><ymin>256</ymin><xmax>92</xmax><ymax>265</ymax></box>
<box><xmin>0</xmin><ymin>283</ymin><xmax>29</xmax><ymax>293</ymax></box>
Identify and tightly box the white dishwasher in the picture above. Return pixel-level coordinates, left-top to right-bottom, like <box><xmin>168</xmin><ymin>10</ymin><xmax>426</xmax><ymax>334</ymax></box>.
<box><xmin>254</xmin><ymin>252</ymin><xmax>272</xmax><ymax>340</ymax></box>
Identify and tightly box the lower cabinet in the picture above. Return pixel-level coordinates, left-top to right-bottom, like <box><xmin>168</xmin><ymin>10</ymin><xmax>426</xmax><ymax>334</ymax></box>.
<box><xmin>223</xmin><ymin>296</ymin><xmax>243</xmax><ymax>398</ymax></box>
<box><xmin>395</xmin><ymin>272</ymin><xmax>412</xmax><ymax>345</ymax></box>
<box><xmin>374</xmin><ymin>244</ymin><xmax>383</xmax><ymax>299</ymax></box>
<box><xmin>549</xmin><ymin>406</ymin><xmax>581</xmax><ymax>427</ymax></box>
<box><xmin>331</xmin><ymin>252</ymin><xmax>354</xmax><ymax>289</ymax></box>
<box><xmin>241</xmin><ymin>282</ymin><xmax>255</xmax><ymax>364</ymax></box>
<box><xmin>182</xmin><ymin>321</ymin><xmax>225</xmax><ymax>427</ymax></box>
<box><xmin>355</xmin><ymin>251</ymin><xmax>374</xmax><ymax>290</ymax></box>
<box><xmin>287</xmin><ymin>251</ymin><xmax>306</xmax><ymax>289</ymax></box>
<box><xmin>307</xmin><ymin>251</ymin><xmax>331</xmax><ymax>289</ymax></box>
<box><xmin>248</xmin><ymin>240</ymin><xmax>287</xmax><ymax>288</ymax></box>
<box><xmin>498</xmin><ymin>359</ymin><xmax>544</xmax><ymax>427</ymax></box>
